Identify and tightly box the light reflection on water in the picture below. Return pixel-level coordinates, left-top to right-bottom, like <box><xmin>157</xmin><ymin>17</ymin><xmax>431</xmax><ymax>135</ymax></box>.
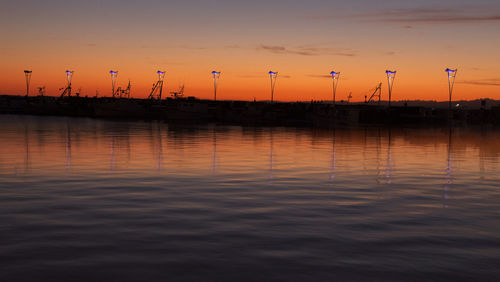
<box><xmin>1</xmin><ymin>114</ymin><xmax>500</xmax><ymax>281</ymax></box>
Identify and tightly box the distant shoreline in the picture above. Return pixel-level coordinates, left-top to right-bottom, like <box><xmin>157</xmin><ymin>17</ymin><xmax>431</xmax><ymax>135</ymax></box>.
<box><xmin>1</xmin><ymin>94</ymin><xmax>498</xmax><ymax>109</ymax></box>
<box><xmin>1</xmin><ymin>94</ymin><xmax>499</xmax><ymax>128</ymax></box>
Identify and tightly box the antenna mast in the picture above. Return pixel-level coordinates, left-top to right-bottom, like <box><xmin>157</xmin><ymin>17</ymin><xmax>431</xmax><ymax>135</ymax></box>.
<box><xmin>37</xmin><ymin>86</ymin><xmax>46</xmax><ymax>97</ymax></box>
<box><xmin>149</xmin><ymin>70</ymin><xmax>165</xmax><ymax>100</ymax></box>
<box><xmin>170</xmin><ymin>85</ymin><xmax>185</xmax><ymax>99</ymax></box>
<box><xmin>60</xmin><ymin>70</ymin><xmax>74</xmax><ymax>98</ymax></box>
<box><xmin>125</xmin><ymin>80</ymin><xmax>131</xmax><ymax>98</ymax></box>
<box><xmin>366</xmin><ymin>83</ymin><xmax>383</xmax><ymax>104</ymax></box>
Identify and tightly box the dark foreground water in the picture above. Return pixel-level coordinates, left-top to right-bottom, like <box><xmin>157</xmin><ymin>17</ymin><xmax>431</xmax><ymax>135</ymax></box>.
<box><xmin>1</xmin><ymin>115</ymin><xmax>500</xmax><ymax>281</ymax></box>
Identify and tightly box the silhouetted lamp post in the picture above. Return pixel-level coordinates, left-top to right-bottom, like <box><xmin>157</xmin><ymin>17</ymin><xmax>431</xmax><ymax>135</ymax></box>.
<box><xmin>269</xmin><ymin>71</ymin><xmax>278</xmax><ymax>103</ymax></box>
<box><xmin>24</xmin><ymin>70</ymin><xmax>32</xmax><ymax>97</ymax></box>
<box><xmin>330</xmin><ymin>71</ymin><xmax>340</xmax><ymax>106</ymax></box>
<box><xmin>385</xmin><ymin>70</ymin><xmax>397</xmax><ymax>107</ymax></box>
<box><xmin>212</xmin><ymin>71</ymin><xmax>221</xmax><ymax>101</ymax></box>
<box><xmin>109</xmin><ymin>70</ymin><xmax>118</xmax><ymax>97</ymax></box>
<box><xmin>445</xmin><ymin>68</ymin><xmax>458</xmax><ymax>113</ymax></box>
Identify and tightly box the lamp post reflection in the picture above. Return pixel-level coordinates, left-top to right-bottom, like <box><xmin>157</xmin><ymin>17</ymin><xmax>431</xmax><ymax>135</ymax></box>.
<box><xmin>376</xmin><ymin>128</ymin><xmax>382</xmax><ymax>184</ymax></box>
<box><xmin>385</xmin><ymin>128</ymin><xmax>393</xmax><ymax>185</ymax></box>
<box><xmin>329</xmin><ymin>129</ymin><xmax>336</xmax><ymax>182</ymax></box>
<box><xmin>110</xmin><ymin>136</ymin><xmax>116</xmax><ymax>171</ymax></box>
<box><xmin>444</xmin><ymin>128</ymin><xmax>452</xmax><ymax>208</ymax></box>
<box><xmin>269</xmin><ymin>128</ymin><xmax>274</xmax><ymax>181</ymax></box>
<box><xmin>212</xmin><ymin>128</ymin><xmax>217</xmax><ymax>174</ymax></box>
<box><xmin>66</xmin><ymin>123</ymin><xmax>71</xmax><ymax>172</ymax></box>
<box><xmin>157</xmin><ymin>124</ymin><xmax>163</xmax><ymax>172</ymax></box>
<box><xmin>24</xmin><ymin>124</ymin><xmax>30</xmax><ymax>172</ymax></box>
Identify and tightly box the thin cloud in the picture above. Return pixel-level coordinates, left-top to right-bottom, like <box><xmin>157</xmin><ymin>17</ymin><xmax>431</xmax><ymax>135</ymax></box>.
<box><xmin>237</xmin><ymin>74</ymin><xmax>291</xmax><ymax>79</ymax></box>
<box><xmin>259</xmin><ymin>45</ymin><xmax>287</xmax><ymax>53</ymax></box>
<box><xmin>307</xmin><ymin>74</ymin><xmax>332</xmax><ymax>79</ymax></box>
<box><xmin>257</xmin><ymin>44</ymin><xmax>356</xmax><ymax>57</ymax></box>
<box><xmin>459</xmin><ymin>79</ymin><xmax>500</xmax><ymax>87</ymax></box>
<box><xmin>362</xmin><ymin>8</ymin><xmax>500</xmax><ymax>24</ymax></box>
<box><xmin>385</xmin><ymin>15</ymin><xmax>500</xmax><ymax>24</ymax></box>
<box><xmin>307</xmin><ymin>74</ymin><xmax>350</xmax><ymax>80</ymax></box>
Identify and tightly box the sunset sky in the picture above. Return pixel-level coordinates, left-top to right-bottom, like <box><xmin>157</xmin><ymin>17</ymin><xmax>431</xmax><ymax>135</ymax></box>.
<box><xmin>1</xmin><ymin>0</ymin><xmax>499</xmax><ymax>101</ymax></box>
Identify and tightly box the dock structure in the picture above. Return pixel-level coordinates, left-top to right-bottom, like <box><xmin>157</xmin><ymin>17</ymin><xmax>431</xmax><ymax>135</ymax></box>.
<box><xmin>5</xmin><ymin>66</ymin><xmax>496</xmax><ymax>126</ymax></box>
<box><xmin>1</xmin><ymin>94</ymin><xmax>499</xmax><ymax>127</ymax></box>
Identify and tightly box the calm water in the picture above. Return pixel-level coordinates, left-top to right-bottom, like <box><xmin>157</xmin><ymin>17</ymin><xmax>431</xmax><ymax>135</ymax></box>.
<box><xmin>1</xmin><ymin>115</ymin><xmax>500</xmax><ymax>281</ymax></box>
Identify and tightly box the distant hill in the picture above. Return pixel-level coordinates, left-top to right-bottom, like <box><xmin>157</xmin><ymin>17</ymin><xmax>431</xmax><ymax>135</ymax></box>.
<box><xmin>330</xmin><ymin>99</ymin><xmax>500</xmax><ymax>110</ymax></box>
<box><xmin>388</xmin><ymin>99</ymin><xmax>500</xmax><ymax>109</ymax></box>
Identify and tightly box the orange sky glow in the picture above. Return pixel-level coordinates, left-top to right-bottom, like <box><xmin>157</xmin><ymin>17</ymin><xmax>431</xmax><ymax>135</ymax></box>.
<box><xmin>1</xmin><ymin>0</ymin><xmax>499</xmax><ymax>102</ymax></box>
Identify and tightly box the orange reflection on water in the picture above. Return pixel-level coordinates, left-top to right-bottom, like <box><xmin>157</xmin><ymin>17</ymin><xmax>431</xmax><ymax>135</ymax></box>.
<box><xmin>1</xmin><ymin>116</ymin><xmax>500</xmax><ymax>185</ymax></box>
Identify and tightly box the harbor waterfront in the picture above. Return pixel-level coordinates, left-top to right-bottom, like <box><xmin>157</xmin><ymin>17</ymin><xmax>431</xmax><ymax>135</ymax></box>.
<box><xmin>1</xmin><ymin>114</ymin><xmax>500</xmax><ymax>281</ymax></box>
<box><xmin>3</xmin><ymin>0</ymin><xmax>500</xmax><ymax>280</ymax></box>
<box><xmin>1</xmin><ymin>95</ymin><xmax>500</xmax><ymax>127</ymax></box>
